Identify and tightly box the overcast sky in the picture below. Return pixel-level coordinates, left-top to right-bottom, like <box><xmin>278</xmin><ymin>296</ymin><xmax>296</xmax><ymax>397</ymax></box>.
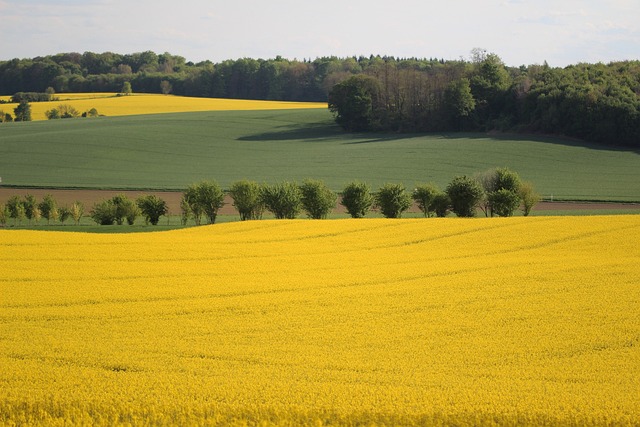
<box><xmin>1</xmin><ymin>0</ymin><xmax>638</xmax><ymax>67</ymax></box>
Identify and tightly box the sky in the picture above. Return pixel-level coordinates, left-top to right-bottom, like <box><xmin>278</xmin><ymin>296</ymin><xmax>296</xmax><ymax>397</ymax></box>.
<box><xmin>0</xmin><ymin>0</ymin><xmax>638</xmax><ymax>67</ymax></box>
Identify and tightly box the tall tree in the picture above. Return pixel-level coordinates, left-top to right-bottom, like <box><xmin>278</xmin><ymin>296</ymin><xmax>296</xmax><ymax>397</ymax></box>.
<box><xmin>13</xmin><ymin>101</ymin><xmax>31</xmax><ymax>121</ymax></box>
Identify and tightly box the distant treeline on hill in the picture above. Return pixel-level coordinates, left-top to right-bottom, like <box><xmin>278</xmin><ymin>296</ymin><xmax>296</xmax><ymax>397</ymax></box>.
<box><xmin>1</xmin><ymin>50</ymin><xmax>638</xmax><ymax>146</ymax></box>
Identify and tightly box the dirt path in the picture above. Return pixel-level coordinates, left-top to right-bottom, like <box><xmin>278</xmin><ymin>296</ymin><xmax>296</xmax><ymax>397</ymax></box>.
<box><xmin>1</xmin><ymin>188</ymin><xmax>639</xmax><ymax>216</ymax></box>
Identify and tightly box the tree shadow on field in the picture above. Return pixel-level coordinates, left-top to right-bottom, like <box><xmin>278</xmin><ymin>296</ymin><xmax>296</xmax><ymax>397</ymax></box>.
<box><xmin>238</xmin><ymin>121</ymin><xmax>427</xmax><ymax>145</ymax></box>
<box><xmin>237</xmin><ymin>121</ymin><xmax>344</xmax><ymax>143</ymax></box>
<box><xmin>442</xmin><ymin>132</ymin><xmax>640</xmax><ymax>154</ymax></box>
<box><xmin>239</xmin><ymin>121</ymin><xmax>640</xmax><ymax>153</ymax></box>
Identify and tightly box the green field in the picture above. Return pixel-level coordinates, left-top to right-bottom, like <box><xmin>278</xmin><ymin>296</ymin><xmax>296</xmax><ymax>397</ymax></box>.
<box><xmin>1</xmin><ymin>109</ymin><xmax>639</xmax><ymax>201</ymax></box>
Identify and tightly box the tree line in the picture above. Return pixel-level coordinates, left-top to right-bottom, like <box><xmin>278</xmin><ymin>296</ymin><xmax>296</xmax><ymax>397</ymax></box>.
<box><xmin>328</xmin><ymin>51</ymin><xmax>640</xmax><ymax>147</ymax></box>
<box><xmin>0</xmin><ymin>168</ymin><xmax>540</xmax><ymax>227</ymax></box>
<box><xmin>1</xmin><ymin>50</ymin><xmax>637</xmax><ymax>146</ymax></box>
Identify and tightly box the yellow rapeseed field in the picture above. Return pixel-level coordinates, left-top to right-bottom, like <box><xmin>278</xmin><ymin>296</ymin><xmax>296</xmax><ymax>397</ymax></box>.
<box><xmin>1</xmin><ymin>216</ymin><xmax>639</xmax><ymax>426</ymax></box>
<box><xmin>2</xmin><ymin>93</ymin><xmax>327</xmax><ymax>121</ymax></box>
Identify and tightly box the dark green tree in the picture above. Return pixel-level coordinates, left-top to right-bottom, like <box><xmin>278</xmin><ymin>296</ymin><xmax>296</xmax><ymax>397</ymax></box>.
<box><xmin>446</xmin><ymin>176</ymin><xmax>484</xmax><ymax>217</ymax></box>
<box><xmin>22</xmin><ymin>194</ymin><xmax>38</xmax><ymax>224</ymax></box>
<box><xmin>137</xmin><ymin>195</ymin><xmax>169</xmax><ymax>225</ymax></box>
<box><xmin>90</xmin><ymin>200</ymin><xmax>117</xmax><ymax>225</ymax></box>
<box><xmin>183</xmin><ymin>181</ymin><xmax>225</xmax><ymax>225</ymax></box>
<box><xmin>412</xmin><ymin>183</ymin><xmax>441</xmax><ymax>218</ymax></box>
<box><xmin>328</xmin><ymin>74</ymin><xmax>382</xmax><ymax>131</ymax></box>
<box><xmin>37</xmin><ymin>194</ymin><xmax>58</xmax><ymax>224</ymax></box>
<box><xmin>58</xmin><ymin>206</ymin><xmax>71</xmax><ymax>224</ymax></box>
<box><xmin>431</xmin><ymin>193</ymin><xmax>451</xmax><ymax>217</ymax></box>
<box><xmin>444</xmin><ymin>78</ymin><xmax>476</xmax><ymax>130</ymax></box>
<box><xmin>111</xmin><ymin>194</ymin><xmax>138</xmax><ymax>225</ymax></box>
<box><xmin>375</xmin><ymin>183</ymin><xmax>412</xmax><ymax>218</ymax></box>
<box><xmin>260</xmin><ymin>181</ymin><xmax>303</xmax><ymax>219</ymax></box>
<box><xmin>13</xmin><ymin>100</ymin><xmax>32</xmax><ymax>121</ymax></box>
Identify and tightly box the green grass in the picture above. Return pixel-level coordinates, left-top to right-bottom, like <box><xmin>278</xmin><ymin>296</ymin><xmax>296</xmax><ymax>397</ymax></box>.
<box><xmin>1</xmin><ymin>109</ymin><xmax>639</xmax><ymax>201</ymax></box>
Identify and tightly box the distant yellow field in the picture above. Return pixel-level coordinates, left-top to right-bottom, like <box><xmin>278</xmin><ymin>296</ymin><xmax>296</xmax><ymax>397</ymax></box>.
<box><xmin>1</xmin><ymin>93</ymin><xmax>327</xmax><ymax>121</ymax></box>
<box><xmin>1</xmin><ymin>216</ymin><xmax>639</xmax><ymax>425</ymax></box>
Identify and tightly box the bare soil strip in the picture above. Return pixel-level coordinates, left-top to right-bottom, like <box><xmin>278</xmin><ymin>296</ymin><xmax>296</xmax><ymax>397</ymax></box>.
<box><xmin>1</xmin><ymin>188</ymin><xmax>639</xmax><ymax>217</ymax></box>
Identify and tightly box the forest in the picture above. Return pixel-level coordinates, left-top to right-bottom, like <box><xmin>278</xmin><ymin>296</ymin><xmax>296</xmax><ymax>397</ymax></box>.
<box><xmin>1</xmin><ymin>50</ymin><xmax>638</xmax><ymax>147</ymax></box>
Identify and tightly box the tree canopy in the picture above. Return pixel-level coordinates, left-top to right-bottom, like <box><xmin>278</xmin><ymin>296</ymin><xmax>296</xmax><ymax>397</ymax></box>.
<box><xmin>1</xmin><ymin>50</ymin><xmax>638</xmax><ymax>146</ymax></box>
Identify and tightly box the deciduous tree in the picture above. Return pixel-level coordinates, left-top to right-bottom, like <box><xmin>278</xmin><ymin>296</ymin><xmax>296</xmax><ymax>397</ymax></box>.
<box><xmin>446</xmin><ymin>176</ymin><xmax>484</xmax><ymax>217</ymax></box>
<box><xmin>340</xmin><ymin>181</ymin><xmax>374</xmax><ymax>218</ymax></box>
<box><xmin>299</xmin><ymin>179</ymin><xmax>336</xmax><ymax>219</ymax></box>
<box><xmin>375</xmin><ymin>183</ymin><xmax>412</xmax><ymax>218</ymax></box>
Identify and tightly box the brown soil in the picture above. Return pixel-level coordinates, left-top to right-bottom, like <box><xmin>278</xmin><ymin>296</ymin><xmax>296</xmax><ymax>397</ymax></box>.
<box><xmin>1</xmin><ymin>188</ymin><xmax>638</xmax><ymax>216</ymax></box>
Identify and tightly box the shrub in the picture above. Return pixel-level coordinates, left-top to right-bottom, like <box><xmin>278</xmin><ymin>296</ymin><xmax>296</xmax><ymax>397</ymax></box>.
<box><xmin>183</xmin><ymin>181</ymin><xmax>225</xmax><ymax>225</ymax></box>
<box><xmin>137</xmin><ymin>195</ymin><xmax>169</xmax><ymax>225</ymax></box>
<box><xmin>229</xmin><ymin>180</ymin><xmax>264</xmax><ymax>221</ymax></box>
<box><xmin>91</xmin><ymin>195</ymin><xmax>138</xmax><ymax>225</ymax></box>
<box><xmin>180</xmin><ymin>197</ymin><xmax>191</xmax><ymax>226</ymax></box>
<box><xmin>446</xmin><ymin>176</ymin><xmax>484</xmax><ymax>217</ymax></box>
<box><xmin>90</xmin><ymin>200</ymin><xmax>117</xmax><ymax>225</ymax></box>
<box><xmin>260</xmin><ymin>182</ymin><xmax>303</xmax><ymax>219</ymax></box>
<box><xmin>375</xmin><ymin>183</ymin><xmax>412</xmax><ymax>218</ymax></box>
<box><xmin>519</xmin><ymin>181</ymin><xmax>541</xmax><ymax>216</ymax></box>
<box><xmin>341</xmin><ymin>181</ymin><xmax>374</xmax><ymax>218</ymax></box>
<box><xmin>488</xmin><ymin>189</ymin><xmax>521</xmax><ymax>217</ymax></box>
<box><xmin>476</xmin><ymin>167</ymin><xmax>522</xmax><ymax>217</ymax></box>
<box><xmin>22</xmin><ymin>194</ymin><xmax>37</xmax><ymax>224</ymax></box>
<box><xmin>45</xmin><ymin>104</ymin><xmax>80</xmax><ymax>120</ymax></box>
<box><xmin>412</xmin><ymin>183</ymin><xmax>441</xmax><ymax>217</ymax></box>
<box><xmin>0</xmin><ymin>203</ymin><xmax>8</xmax><ymax>226</ymax></box>
<box><xmin>111</xmin><ymin>194</ymin><xmax>138</xmax><ymax>225</ymax></box>
<box><xmin>58</xmin><ymin>206</ymin><xmax>71</xmax><ymax>224</ymax></box>
<box><xmin>70</xmin><ymin>201</ymin><xmax>84</xmax><ymax>225</ymax></box>
<box><xmin>432</xmin><ymin>193</ymin><xmax>451</xmax><ymax>217</ymax></box>
<box><xmin>299</xmin><ymin>179</ymin><xmax>336</xmax><ymax>219</ymax></box>
<box><xmin>38</xmin><ymin>194</ymin><xmax>58</xmax><ymax>224</ymax></box>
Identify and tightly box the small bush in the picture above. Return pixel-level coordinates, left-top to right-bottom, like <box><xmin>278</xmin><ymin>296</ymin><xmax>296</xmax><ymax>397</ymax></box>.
<box><xmin>299</xmin><ymin>179</ymin><xmax>336</xmax><ymax>219</ymax></box>
<box><xmin>260</xmin><ymin>182</ymin><xmax>303</xmax><ymax>219</ymax></box>
<box><xmin>519</xmin><ymin>181</ymin><xmax>541</xmax><ymax>216</ymax></box>
<box><xmin>488</xmin><ymin>189</ymin><xmax>521</xmax><ymax>217</ymax></box>
<box><xmin>446</xmin><ymin>176</ymin><xmax>484</xmax><ymax>217</ymax></box>
<box><xmin>432</xmin><ymin>193</ymin><xmax>451</xmax><ymax>217</ymax></box>
<box><xmin>38</xmin><ymin>194</ymin><xmax>58</xmax><ymax>224</ymax></box>
<box><xmin>183</xmin><ymin>181</ymin><xmax>225</xmax><ymax>225</ymax></box>
<box><xmin>90</xmin><ymin>200</ymin><xmax>117</xmax><ymax>225</ymax></box>
<box><xmin>229</xmin><ymin>180</ymin><xmax>265</xmax><ymax>221</ymax></box>
<box><xmin>0</xmin><ymin>203</ymin><xmax>9</xmax><ymax>226</ymax></box>
<box><xmin>412</xmin><ymin>183</ymin><xmax>441</xmax><ymax>217</ymax></box>
<box><xmin>70</xmin><ymin>201</ymin><xmax>84</xmax><ymax>225</ymax></box>
<box><xmin>111</xmin><ymin>194</ymin><xmax>138</xmax><ymax>225</ymax></box>
<box><xmin>58</xmin><ymin>206</ymin><xmax>71</xmax><ymax>224</ymax></box>
<box><xmin>137</xmin><ymin>195</ymin><xmax>168</xmax><ymax>225</ymax></box>
<box><xmin>91</xmin><ymin>195</ymin><xmax>138</xmax><ymax>225</ymax></box>
<box><xmin>375</xmin><ymin>183</ymin><xmax>412</xmax><ymax>218</ymax></box>
<box><xmin>341</xmin><ymin>181</ymin><xmax>374</xmax><ymax>218</ymax></box>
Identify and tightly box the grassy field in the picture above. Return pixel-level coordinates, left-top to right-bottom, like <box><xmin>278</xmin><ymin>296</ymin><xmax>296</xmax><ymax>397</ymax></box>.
<box><xmin>1</xmin><ymin>216</ymin><xmax>639</xmax><ymax>425</ymax></box>
<box><xmin>0</xmin><ymin>93</ymin><xmax>326</xmax><ymax>121</ymax></box>
<box><xmin>1</xmin><ymin>108</ymin><xmax>639</xmax><ymax>201</ymax></box>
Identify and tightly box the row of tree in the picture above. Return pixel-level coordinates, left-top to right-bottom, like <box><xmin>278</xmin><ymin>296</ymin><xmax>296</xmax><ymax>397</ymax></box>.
<box><xmin>0</xmin><ymin>194</ymin><xmax>169</xmax><ymax>226</ymax></box>
<box><xmin>0</xmin><ymin>168</ymin><xmax>539</xmax><ymax>227</ymax></box>
<box><xmin>0</xmin><ymin>195</ymin><xmax>84</xmax><ymax>226</ymax></box>
<box><xmin>1</xmin><ymin>50</ymin><xmax>638</xmax><ymax>146</ymax></box>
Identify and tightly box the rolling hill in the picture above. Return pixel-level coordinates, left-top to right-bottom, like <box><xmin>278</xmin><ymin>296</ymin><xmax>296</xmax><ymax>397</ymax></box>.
<box><xmin>1</xmin><ymin>101</ymin><xmax>638</xmax><ymax>201</ymax></box>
